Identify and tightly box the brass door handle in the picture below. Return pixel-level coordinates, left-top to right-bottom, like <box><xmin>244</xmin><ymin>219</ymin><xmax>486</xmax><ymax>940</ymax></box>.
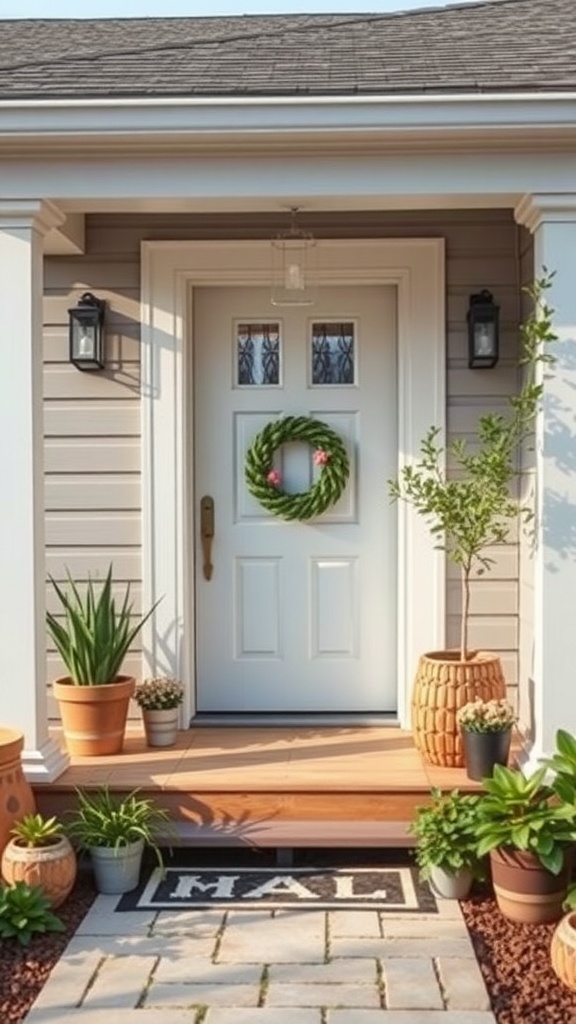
<box><xmin>200</xmin><ymin>495</ymin><xmax>215</xmax><ymax>581</ymax></box>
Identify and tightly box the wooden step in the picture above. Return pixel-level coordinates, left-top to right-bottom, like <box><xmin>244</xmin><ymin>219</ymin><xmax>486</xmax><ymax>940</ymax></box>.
<box><xmin>166</xmin><ymin>819</ymin><xmax>415</xmax><ymax>849</ymax></box>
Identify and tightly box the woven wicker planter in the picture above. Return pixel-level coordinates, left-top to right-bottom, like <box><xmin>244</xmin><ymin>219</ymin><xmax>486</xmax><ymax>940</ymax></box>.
<box><xmin>411</xmin><ymin>650</ymin><xmax>506</xmax><ymax>767</ymax></box>
<box><xmin>2</xmin><ymin>835</ymin><xmax>77</xmax><ymax>908</ymax></box>
<box><xmin>551</xmin><ymin>912</ymin><xmax>576</xmax><ymax>992</ymax></box>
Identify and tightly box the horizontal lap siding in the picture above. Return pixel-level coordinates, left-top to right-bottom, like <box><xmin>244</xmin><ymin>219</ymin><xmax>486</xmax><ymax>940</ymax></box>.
<box><xmin>43</xmin><ymin>209</ymin><xmax>520</xmax><ymax>718</ymax></box>
<box><xmin>43</xmin><ymin>253</ymin><xmax>141</xmax><ymax>717</ymax></box>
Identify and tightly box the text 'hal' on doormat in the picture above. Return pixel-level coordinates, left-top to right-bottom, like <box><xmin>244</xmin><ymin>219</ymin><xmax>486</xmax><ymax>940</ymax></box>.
<box><xmin>118</xmin><ymin>866</ymin><xmax>438</xmax><ymax>912</ymax></box>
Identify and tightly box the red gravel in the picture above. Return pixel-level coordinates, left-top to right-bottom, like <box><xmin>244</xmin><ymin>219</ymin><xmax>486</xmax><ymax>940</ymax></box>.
<box><xmin>2</xmin><ymin>869</ymin><xmax>576</xmax><ymax>1024</ymax></box>
<box><xmin>461</xmin><ymin>885</ymin><xmax>576</xmax><ymax>1024</ymax></box>
<box><xmin>0</xmin><ymin>873</ymin><xmax>96</xmax><ymax>1024</ymax></box>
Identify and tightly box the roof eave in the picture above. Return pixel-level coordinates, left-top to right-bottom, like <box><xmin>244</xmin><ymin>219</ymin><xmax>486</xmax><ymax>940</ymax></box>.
<box><xmin>1</xmin><ymin>92</ymin><xmax>576</xmax><ymax>153</ymax></box>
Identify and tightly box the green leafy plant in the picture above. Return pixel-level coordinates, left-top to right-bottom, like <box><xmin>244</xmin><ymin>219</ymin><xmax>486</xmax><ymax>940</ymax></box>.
<box><xmin>541</xmin><ymin>728</ymin><xmax>576</xmax><ymax>805</ymax></box>
<box><xmin>9</xmin><ymin>813</ymin><xmax>67</xmax><ymax>848</ymax></box>
<box><xmin>389</xmin><ymin>273</ymin><xmax>556</xmax><ymax>660</ymax></box>
<box><xmin>0</xmin><ymin>882</ymin><xmax>65</xmax><ymax>945</ymax></box>
<box><xmin>46</xmin><ymin>564</ymin><xmax>160</xmax><ymax>685</ymax></box>
<box><xmin>66</xmin><ymin>786</ymin><xmax>171</xmax><ymax>869</ymax></box>
<box><xmin>475</xmin><ymin>764</ymin><xmax>576</xmax><ymax>874</ymax></box>
<box><xmin>410</xmin><ymin>788</ymin><xmax>482</xmax><ymax>880</ymax></box>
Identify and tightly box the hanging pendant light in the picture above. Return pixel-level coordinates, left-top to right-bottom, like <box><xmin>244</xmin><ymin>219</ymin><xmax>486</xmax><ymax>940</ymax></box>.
<box><xmin>271</xmin><ymin>207</ymin><xmax>317</xmax><ymax>307</ymax></box>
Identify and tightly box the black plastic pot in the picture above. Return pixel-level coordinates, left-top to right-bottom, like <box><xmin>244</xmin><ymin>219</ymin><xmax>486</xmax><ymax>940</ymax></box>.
<box><xmin>461</xmin><ymin>728</ymin><xmax>512</xmax><ymax>781</ymax></box>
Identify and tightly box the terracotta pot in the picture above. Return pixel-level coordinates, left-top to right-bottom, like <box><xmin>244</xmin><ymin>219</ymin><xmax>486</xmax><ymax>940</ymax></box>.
<box><xmin>411</xmin><ymin>650</ymin><xmax>506</xmax><ymax>767</ymax></box>
<box><xmin>142</xmin><ymin>708</ymin><xmax>179</xmax><ymax>748</ymax></box>
<box><xmin>490</xmin><ymin>847</ymin><xmax>572</xmax><ymax>925</ymax></box>
<box><xmin>0</xmin><ymin>729</ymin><xmax>36</xmax><ymax>853</ymax></box>
<box><xmin>53</xmin><ymin>676</ymin><xmax>135</xmax><ymax>756</ymax></box>
<box><xmin>551</xmin><ymin>911</ymin><xmax>576</xmax><ymax>992</ymax></box>
<box><xmin>461</xmin><ymin>728</ymin><xmax>512</xmax><ymax>781</ymax></box>
<box><xmin>1</xmin><ymin>835</ymin><xmax>77</xmax><ymax>908</ymax></box>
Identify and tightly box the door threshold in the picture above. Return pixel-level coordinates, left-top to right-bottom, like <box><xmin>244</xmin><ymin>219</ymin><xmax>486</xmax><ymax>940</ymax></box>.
<box><xmin>190</xmin><ymin>713</ymin><xmax>400</xmax><ymax>728</ymax></box>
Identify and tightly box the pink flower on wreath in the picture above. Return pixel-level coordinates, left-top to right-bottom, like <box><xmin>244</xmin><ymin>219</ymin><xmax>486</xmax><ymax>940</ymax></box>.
<box><xmin>267</xmin><ymin>470</ymin><xmax>282</xmax><ymax>487</ymax></box>
<box><xmin>314</xmin><ymin>449</ymin><xmax>330</xmax><ymax>466</ymax></box>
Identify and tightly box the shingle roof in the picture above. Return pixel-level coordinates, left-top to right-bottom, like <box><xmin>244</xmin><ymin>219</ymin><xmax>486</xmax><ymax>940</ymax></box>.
<box><xmin>0</xmin><ymin>0</ymin><xmax>574</xmax><ymax>100</ymax></box>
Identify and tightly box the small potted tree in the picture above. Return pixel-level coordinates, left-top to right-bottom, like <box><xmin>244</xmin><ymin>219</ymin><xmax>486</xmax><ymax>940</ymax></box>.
<box><xmin>410</xmin><ymin>787</ymin><xmax>482</xmax><ymax>899</ymax></box>
<box><xmin>389</xmin><ymin>274</ymin><xmax>556</xmax><ymax>767</ymax></box>
<box><xmin>135</xmin><ymin>678</ymin><xmax>184</xmax><ymax>748</ymax></box>
<box><xmin>66</xmin><ymin>786</ymin><xmax>171</xmax><ymax>895</ymax></box>
<box><xmin>46</xmin><ymin>565</ymin><xmax>160</xmax><ymax>756</ymax></box>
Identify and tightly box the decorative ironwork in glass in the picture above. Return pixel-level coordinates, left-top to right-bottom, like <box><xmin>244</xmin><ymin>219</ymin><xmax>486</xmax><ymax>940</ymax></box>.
<box><xmin>236</xmin><ymin>322</ymin><xmax>281</xmax><ymax>386</ymax></box>
<box><xmin>311</xmin><ymin>322</ymin><xmax>355</xmax><ymax>385</ymax></box>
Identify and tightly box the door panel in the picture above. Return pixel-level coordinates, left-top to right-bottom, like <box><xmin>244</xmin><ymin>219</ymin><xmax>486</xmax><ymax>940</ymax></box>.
<box><xmin>193</xmin><ymin>286</ymin><xmax>397</xmax><ymax>713</ymax></box>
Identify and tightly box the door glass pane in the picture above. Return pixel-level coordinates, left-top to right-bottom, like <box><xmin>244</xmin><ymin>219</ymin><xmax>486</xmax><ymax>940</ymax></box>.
<box><xmin>236</xmin><ymin>322</ymin><xmax>281</xmax><ymax>386</ymax></box>
<box><xmin>311</xmin><ymin>321</ymin><xmax>355</xmax><ymax>385</ymax></box>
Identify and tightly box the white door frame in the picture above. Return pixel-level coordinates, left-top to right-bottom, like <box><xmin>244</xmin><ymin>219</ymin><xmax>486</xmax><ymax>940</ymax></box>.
<box><xmin>141</xmin><ymin>238</ymin><xmax>445</xmax><ymax>727</ymax></box>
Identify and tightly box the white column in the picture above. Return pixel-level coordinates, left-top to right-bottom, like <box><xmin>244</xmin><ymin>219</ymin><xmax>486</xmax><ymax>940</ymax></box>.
<box><xmin>0</xmin><ymin>201</ymin><xmax>70</xmax><ymax>781</ymax></box>
<box><xmin>515</xmin><ymin>194</ymin><xmax>576</xmax><ymax>757</ymax></box>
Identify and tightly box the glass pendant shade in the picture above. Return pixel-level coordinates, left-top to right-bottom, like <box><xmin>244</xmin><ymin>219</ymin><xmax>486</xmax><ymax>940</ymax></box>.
<box><xmin>271</xmin><ymin>210</ymin><xmax>317</xmax><ymax>307</ymax></box>
<box><xmin>467</xmin><ymin>290</ymin><xmax>499</xmax><ymax>368</ymax></box>
<box><xmin>68</xmin><ymin>292</ymin><xmax>105</xmax><ymax>370</ymax></box>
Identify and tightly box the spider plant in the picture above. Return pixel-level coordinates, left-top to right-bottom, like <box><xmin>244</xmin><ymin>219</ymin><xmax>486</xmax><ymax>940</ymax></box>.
<box><xmin>66</xmin><ymin>786</ymin><xmax>171</xmax><ymax>869</ymax></box>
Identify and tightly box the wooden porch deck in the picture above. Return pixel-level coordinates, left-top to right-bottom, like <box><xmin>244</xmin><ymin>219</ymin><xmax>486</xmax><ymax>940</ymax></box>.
<box><xmin>34</xmin><ymin>726</ymin><xmax>481</xmax><ymax>852</ymax></box>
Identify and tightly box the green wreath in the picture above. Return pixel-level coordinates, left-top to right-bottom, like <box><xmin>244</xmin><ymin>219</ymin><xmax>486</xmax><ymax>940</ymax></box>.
<box><xmin>245</xmin><ymin>415</ymin><xmax>350</xmax><ymax>521</ymax></box>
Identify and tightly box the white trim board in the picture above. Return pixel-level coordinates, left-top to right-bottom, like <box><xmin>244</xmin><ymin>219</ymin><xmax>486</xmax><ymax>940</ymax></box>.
<box><xmin>141</xmin><ymin>238</ymin><xmax>445</xmax><ymax>727</ymax></box>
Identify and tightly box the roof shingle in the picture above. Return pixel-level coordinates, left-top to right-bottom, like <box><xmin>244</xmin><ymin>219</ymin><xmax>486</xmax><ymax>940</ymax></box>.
<box><xmin>0</xmin><ymin>1</ymin><xmax>574</xmax><ymax>100</ymax></box>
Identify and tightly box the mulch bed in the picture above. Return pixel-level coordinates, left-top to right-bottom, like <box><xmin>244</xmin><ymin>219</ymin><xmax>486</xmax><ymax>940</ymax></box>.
<box><xmin>0</xmin><ymin>873</ymin><xmax>96</xmax><ymax>1024</ymax></box>
<box><xmin>2</xmin><ymin>867</ymin><xmax>576</xmax><ymax>1024</ymax></box>
<box><xmin>461</xmin><ymin>884</ymin><xmax>576</xmax><ymax>1024</ymax></box>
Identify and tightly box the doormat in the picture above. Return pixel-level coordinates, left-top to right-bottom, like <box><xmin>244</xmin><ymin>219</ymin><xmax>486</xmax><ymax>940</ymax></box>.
<box><xmin>117</xmin><ymin>866</ymin><xmax>438</xmax><ymax>912</ymax></box>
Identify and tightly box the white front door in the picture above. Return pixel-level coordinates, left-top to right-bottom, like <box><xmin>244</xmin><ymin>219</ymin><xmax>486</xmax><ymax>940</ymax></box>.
<box><xmin>193</xmin><ymin>285</ymin><xmax>397</xmax><ymax>713</ymax></box>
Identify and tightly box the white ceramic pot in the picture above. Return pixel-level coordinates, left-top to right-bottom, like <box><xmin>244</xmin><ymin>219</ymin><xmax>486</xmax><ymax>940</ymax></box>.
<box><xmin>89</xmin><ymin>838</ymin><xmax>144</xmax><ymax>894</ymax></box>
<box><xmin>429</xmin><ymin>864</ymin><xmax>473</xmax><ymax>900</ymax></box>
<box><xmin>142</xmin><ymin>708</ymin><xmax>180</xmax><ymax>747</ymax></box>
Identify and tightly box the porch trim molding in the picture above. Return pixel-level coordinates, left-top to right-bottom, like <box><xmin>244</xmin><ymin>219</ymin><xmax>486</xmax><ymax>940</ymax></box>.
<box><xmin>3</xmin><ymin>93</ymin><xmax>576</xmax><ymax>146</ymax></box>
<box><xmin>514</xmin><ymin>192</ymin><xmax>576</xmax><ymax>759</ymax></box>
<box><xmin>0</xmin><ymin>199</ymin><xmax>70</xmax><ymax>782</ymax></box>
<box><xmin>141</xmin><ymin>238</ymin><xmax>445</xmax><ymax>727</ymax></box>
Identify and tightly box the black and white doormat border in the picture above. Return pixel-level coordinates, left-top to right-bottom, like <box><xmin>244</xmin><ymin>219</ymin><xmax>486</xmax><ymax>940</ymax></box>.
<box><xmin>117</xmin><ymin>866</ymin><xmax>438</xmax><ymax>913</ymax></box>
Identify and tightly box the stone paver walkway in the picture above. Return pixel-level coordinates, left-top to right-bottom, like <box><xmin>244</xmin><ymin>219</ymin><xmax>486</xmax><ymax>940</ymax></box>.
<box><xmin>22</xmin><ymin>893</ymin><xmax>497</xmax><ymax>1023</ymax></box>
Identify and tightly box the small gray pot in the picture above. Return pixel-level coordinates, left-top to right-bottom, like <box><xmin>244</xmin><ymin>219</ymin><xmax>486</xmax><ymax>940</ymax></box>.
<box><xmin>89</xmin><ymin>838</ymin><xmax>145</xmax><ymax>894</ymax></box>
<box><xmin>142</xmin><ymin>708</ymin><xmax>180</xmax><ymax>747</ymax></box>
<box><xmin>429</xmin><ymin>864</ymin><xmax>473</xmax><ymax>900</ymax></box>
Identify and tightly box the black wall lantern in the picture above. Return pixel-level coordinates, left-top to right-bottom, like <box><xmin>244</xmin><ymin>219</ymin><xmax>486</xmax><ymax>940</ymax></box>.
<box><xmin>68</xmin><ymin>292</ymin><xmax>106</xmax><ymax>370</ymax></box>
<box><xmin>467</xmin><ymin>290</ymin><xmax>499</xmax><ymax>369</ymax></box>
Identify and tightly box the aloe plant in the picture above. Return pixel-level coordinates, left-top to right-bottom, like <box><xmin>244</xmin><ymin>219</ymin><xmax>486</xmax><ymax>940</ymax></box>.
<box><xmin>10</xmin><ymin>813</ymin><xmax>66</xmax><ymax>848</ymax></box>
<box><xmin>46</xmin><ymin>565</ymin><xmax>159</xmax><ymax>685</ymax></box>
